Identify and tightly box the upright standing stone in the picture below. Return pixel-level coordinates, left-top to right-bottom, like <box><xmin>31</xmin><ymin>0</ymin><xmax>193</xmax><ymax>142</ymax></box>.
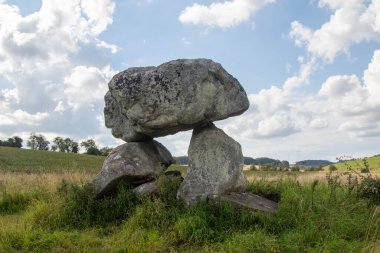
<box><xmin>177</xmin><ymin>123</ymin><xmax>247</xmax><ymax>205</ymax></box>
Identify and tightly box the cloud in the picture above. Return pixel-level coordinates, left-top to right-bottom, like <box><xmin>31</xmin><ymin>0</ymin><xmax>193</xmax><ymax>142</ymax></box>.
<box><xmin>219</xmin><ymin>60</ymin><xmax>315</xmax><ymax>139</ymax></box>
<box><xmin>290</xmin><ymin>0</ymin><xmax>380</xmax><ymax>62</ymax></box>
<box><xmin>0</xmin><ymin>110</ymin><xmax>48</xmax><ymax>126</ymax></box>
<box><xmin>318</xmin><ymin>50</ymin><xmax>380</xmax><ymax>136</ymax></box>
<box><xmin>227</xmin><ymin>48</ymin><xmax>380</xmax><ymax>141</ymax></box>
<box><xmin>0</xmin><ymin>0</ymin><xmax>118</xmax><ymax>145</ymax></box>
<box><xmin>64</xmin><ymin>66</ymin><xmax>116</xmax><ymax>110</ymax></box>
<box><xmin>179</xmin><ymin>0</ymin><xmax>275</xmax><ymax>28</ymax></box>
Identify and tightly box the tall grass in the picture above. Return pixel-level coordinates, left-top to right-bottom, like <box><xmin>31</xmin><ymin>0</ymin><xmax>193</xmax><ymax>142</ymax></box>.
<box><xmin>0</xmin><ymin>171</ymin><xmax>379</xmax><ymax>252</ymax></box>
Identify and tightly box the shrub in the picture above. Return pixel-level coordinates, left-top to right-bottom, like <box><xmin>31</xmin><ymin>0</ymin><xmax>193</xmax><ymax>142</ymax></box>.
<box><xmin>328</xmin><ymin>165</ymin><xmax>337</xmax><ymax>171</ymax></box>
<box><xmin>357</xmin><ymin>176</ymin><xmax>380</xmax><ymax>205</ymax></box>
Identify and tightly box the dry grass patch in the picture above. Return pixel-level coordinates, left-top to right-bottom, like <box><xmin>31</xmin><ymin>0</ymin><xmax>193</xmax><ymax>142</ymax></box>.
<box><xmin>245</xmin><ymin>170</ymin><xmax>380</xmax><ymax>185</ymax></box>
<box><xmin>0</xmin><ymin>171</ymin><xmax>96</xmax><ymax>193</ymax></box>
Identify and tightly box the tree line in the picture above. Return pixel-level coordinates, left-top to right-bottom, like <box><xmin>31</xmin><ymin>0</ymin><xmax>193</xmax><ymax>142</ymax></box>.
<box><xmin>0</xmin><ymin>136</ymin><xmax>23</xmax><ymax>148</ymax></box>
<box><xmin>0</xmin><ymin>133</ymin><xmax>113</xmax><ymax>156</ymax></box>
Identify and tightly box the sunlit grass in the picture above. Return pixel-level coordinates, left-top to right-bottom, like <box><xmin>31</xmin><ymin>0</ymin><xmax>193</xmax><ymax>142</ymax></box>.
<box><xmin>0</xmin><ymin>147</ymin><xmax>105</xmax><ymax>173</ymax></box>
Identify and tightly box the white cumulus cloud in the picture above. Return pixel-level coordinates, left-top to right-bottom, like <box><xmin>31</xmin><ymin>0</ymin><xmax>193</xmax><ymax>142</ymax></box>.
<box><xmin>0</xmin><ymin>0</ymin><xmax>118</xmax><ymax>146</ymax></box>
<box><xmin>179</xmin><ymin>0</ymin><xmax>275</xmax><ymax>28</ymax></box>
<box><xmin>290</xmin><ymin>0</ymin><xmax>380</xmax><ymax>62</ymax></box>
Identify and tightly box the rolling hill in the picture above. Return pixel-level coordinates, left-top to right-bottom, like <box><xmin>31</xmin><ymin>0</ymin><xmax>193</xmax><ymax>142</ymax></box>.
<box><xmin>331</xmin><ymin>155</ymin><xmax>380</xmax><ymax>171</ymax></box>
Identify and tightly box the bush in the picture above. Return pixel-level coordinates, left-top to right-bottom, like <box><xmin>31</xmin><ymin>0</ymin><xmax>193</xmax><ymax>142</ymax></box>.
<box><xmin>86</xmin><ymin>147</ymin><xmax>102</xmax><ymax>156</ymax></box>
<box><xmin>357</xmin><ymin>176</ymin><xmax>380</xmax><ymax>205</ymax></box>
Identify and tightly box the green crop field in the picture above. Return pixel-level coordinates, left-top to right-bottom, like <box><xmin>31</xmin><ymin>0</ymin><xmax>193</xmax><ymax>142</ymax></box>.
<box><xmin>0</xmin><ymin>147</ymin><xmax>105</xmax><ymax>173</ymax></box>
<box><xmin>1</xmin><ymin>147</ymin><xmax>380</xmax><ymax>252</ymax></box>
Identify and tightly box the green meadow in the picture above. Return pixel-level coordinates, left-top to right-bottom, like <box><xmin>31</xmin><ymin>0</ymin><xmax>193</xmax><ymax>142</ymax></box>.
<box><xmin>333</xmin><ymin>155</ymin><xmax>380</xmax><ymax>172</ymax></box>
<box><xmin>0</xmin><ymin>147</ymin><xmax>379</xmax><ymax>252</ymax></box>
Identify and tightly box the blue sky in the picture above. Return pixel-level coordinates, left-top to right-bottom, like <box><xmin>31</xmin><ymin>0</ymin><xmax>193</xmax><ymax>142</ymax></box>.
<box><xmin>1</xmin><ymin>0</ymin><xmax>380</xmax><ymax>162</ymax></box>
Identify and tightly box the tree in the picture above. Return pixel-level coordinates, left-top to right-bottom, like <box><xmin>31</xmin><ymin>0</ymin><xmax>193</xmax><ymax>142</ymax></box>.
<box><xmin>52</xmin><ymin>137</ymin><xmax>79</xmax><ymax>153</ymax></box>
<box><xmin>71</xmin><ymin>141</ymin><xmax>79</xmax><ymax>153</ymax></box>
<box><xmin>80</xmin><ymin>139</ymin><xmax>97</xmax><ymax>150</ymax></box>
<box><xmin>87</xmin><ymin>147</ymin><xmax>102</xmax><ymax>156</ymax></box>
<box><xmin>27</xmin><ymin>133</ymin><xmax>38</xmax><ymax>150</ymax></box>
<box><xmin>81</xmin><ymin>139</ymin><xmax>100</xmax><ymax>156</ymax></box>
<box><xmin>35</xmin><ymin>135</ymin><xmax>50</xmax><ymax>150</ymax></box>
<box><xmin>0</xmin><ymin>136</ymin><xmax>23</xmax><ymax>148</ymax></box>
<box><xmin>52</xmin><ymin>137</ymin><xmax>66</xmax><ymax>152</ymax></box>
<box><xmin>100</xmin><ymin>147</ymin><xmax>113</xmax><ymax>156</ymax></box>
<box><xmin>12</xmin><ymin>136</ymin><xmax>23</xmax><ymax>148</ymax></box>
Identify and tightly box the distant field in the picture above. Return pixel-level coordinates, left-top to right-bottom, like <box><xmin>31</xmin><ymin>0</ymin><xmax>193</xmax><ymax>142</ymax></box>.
<box><xmin>329</xmin><ymin>155</ymin><xmax>380</xmax><ymax>172</ymax></box>
<box><xmin>0</xmin><ymin>147</ymin><xmax>105</xmax><ymax>173</ymax></box>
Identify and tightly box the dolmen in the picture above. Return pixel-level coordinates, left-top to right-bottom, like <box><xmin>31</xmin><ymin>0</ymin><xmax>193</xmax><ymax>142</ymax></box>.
<box><xmin>92</xmin><ymin>59</ymin><xmax>250</xmax><ymax>205</ymax></box>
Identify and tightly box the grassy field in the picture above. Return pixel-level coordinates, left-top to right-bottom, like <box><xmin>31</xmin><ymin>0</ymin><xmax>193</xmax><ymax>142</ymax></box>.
<box><xmin>331</xmin><ymin>155</ymin><xmax>380</xmax><ymax>172</ymax></box>
<box><xmin>0</xmin><ymin>147</ymin><xmax>105</xmax><ymax>173</ymax></box>
<box><xmin>1</xmin><ymin>148</ymin><xmax>380</xmax><ymax>252</ymax></box>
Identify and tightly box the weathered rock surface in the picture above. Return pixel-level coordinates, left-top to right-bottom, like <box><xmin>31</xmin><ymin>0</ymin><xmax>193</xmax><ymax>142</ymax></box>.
<box><xmin>93</xmin><ymin>140</ymin><xmax>173</xmax><ymax>197</ymax></box>
<box><xmin>133</xmin><ymin>170</ymin><xmax>183</xmax><ymax>196</ymax></box>
<box><xmin>177</xmin><ymin>123</ymin><xmax>246</xmax><ymax>205</ymax></box>
<box><xmin>231</xmin><ymin>173</ymin><xmax>248</xmax><ymax>192</ymax></box>
<box><xmin>105</xmin><ymin>59</ymin><xmax>249</xmax><ymax>142</ymax></box>
<box><xmin>221</xmin><ymin>193</ymin><xmax>278</xmax><ymax>213</ymax></box>
<box><xmin>133</xmin><ymin>181</ymin><xmax>157</xmax><ymax>196</ymax></box>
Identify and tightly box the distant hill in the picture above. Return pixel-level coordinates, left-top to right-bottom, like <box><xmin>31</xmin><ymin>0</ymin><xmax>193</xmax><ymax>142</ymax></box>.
<box><xmin>174</xmin><ymin>156</ymin><xmax>288</xmax><ymax>166</ymax></box>
<box><xmin>243</xmin><ymin>157</ymin><xmax>255</xmax><ymax>165</ymax></box>
<box><xmin>175</xmin><ymin>156</ymin><xmax>189</xmax><ymax>165</ymax></box>
<box><xmin>295</xmin><ymin>160</ymin><xmax>333</xmax><ymax>168</ymax></box>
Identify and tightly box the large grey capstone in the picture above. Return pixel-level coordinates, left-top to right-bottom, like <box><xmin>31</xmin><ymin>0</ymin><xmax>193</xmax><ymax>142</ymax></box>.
<box><xmin>92</xmin><ymin>140</ymin><xmax>173</xmax><ymax>197</ymax></box>
<box><xmin>177</xmin><ymin>123</ymin><xmax>247</xmax><ymax>205</ymax></box>
<box><xmin>104</xmin><ymin>59</ymin><xmax>249</xmax><ymax>142</ymax></box>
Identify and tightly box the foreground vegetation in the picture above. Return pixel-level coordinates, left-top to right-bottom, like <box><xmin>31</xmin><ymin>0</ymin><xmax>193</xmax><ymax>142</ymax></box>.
<box><xmin>1</xmin><ymin>147</ymin><xmax>380</xmax><ymax>252</ymax></box>
<box><xmin>1</xmin><ymin>169</ymin><xmax>379</xmax><ymax>252</ymax></box>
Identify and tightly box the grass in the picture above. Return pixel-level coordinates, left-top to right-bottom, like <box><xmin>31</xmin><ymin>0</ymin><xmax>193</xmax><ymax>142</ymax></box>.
<box><xmin>1</xmin><ymin>148</ymin><xmax>380</xmax><ymax>252</ymax></box>
<box><xmin>0</xmin><ymin>147</ymin><xmax>105</xmax><ymax>173</ymax></box>
<box><xmin>0</xmin><ymin>170</ymin><xmax>379</xmax><ymax>252</ymax></box>
<box><xmin>331</xmin><ymin>155</ymin><xmax>380</xmax><ymax>172</ymax></box>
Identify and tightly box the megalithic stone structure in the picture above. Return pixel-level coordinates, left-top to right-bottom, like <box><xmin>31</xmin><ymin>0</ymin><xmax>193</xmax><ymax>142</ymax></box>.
<box><xmin>92</xmin><ymin>59</ymin><xmax>249</xmax><ymax>202</ymax></box>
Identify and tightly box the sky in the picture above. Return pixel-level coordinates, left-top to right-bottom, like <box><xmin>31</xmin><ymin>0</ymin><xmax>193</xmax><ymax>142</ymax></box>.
<box><xmin>0</xmin><ymin>0</ymin><xmax>380</xmax><ymax>163</ymax></box>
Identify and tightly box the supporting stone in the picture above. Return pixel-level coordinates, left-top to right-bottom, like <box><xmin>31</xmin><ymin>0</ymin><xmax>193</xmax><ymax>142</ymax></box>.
<box><xmin>177</xmin><ymin>123</ymin><xmax>247</xmax><ymax>205</ymax></box>
<box><xmin>92</xmin><ymin>140</ymin><xmax>172</xmax><ymax>197</ymax></box>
